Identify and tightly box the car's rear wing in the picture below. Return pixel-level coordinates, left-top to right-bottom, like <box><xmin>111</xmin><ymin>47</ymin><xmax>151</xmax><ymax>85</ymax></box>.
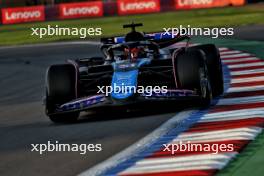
<box><xmin>101</xmin><ymin>32</ymin><xmax>190</xmax><ymax>48</ymax></box>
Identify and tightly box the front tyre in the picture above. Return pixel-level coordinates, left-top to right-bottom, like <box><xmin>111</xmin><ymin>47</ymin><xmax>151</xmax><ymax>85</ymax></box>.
<box><xmin>45</xmin><ymin>64</ymin><xmax>79</xmax><ymax>123</ymax></box>
<box><xmin>190</xmin><ymin>44</ymin><xmax>224</xmax><ymax>97</ymax></box>
<box><xmin>175</xmin><ymin>49</ymin><xmax>212</xmax><ymax>107</ymax></box>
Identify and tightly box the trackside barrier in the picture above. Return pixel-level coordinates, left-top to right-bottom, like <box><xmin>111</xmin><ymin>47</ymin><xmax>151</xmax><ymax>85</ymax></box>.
<box><xmin>247</xmin><ymin>0</ymin><xmax>263</xmax><ymax>3</ymax></box>
<box><xmin>117</xmin><ymin>0</ymin><xmax>161</xmax><ymax>15</ymax></box>
<box><xmin>0</xmin><ymin>0</ymin><xmax>246</xmax><ymax>25</ymax></box>
<box><xmin>58</xmin><ymin>1</ymin><xmax>103</xmax><ymax>19</ymax></box>
<box><xmin>175</xmin><ymin>0</ymin><xmax>245</xmax><ymax>9</ymax></box>
<box><xmin>1</xmin><ymin>5</ymin><xmax>45</xmax><ymax>24</ymax></box>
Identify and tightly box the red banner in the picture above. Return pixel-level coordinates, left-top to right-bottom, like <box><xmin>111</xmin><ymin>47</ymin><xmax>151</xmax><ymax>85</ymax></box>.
<box><xmin>175</xmin><ymin>0</ymin><xmax>245</xmax><ymax>9</ymax></box>
<box><xmin>117</xmin><ymin>0</ymin><xmax>160</xmax><ymax>15</ymax></box>
<box><xmin>59</xmin><ymin>1</ymin><xmax>103</xmax><ymax>19</ymax></box>
<box><xmin>1</xmin><ymin>6</ymin><xmax>45</xmax><ymax>24</ymax></box>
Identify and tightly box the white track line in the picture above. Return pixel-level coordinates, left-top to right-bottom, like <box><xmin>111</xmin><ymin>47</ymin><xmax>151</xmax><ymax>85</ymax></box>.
<box><xmin>227</xmin><ymin>86</ymin><xmax>264</xmax><ymax>93</ymax></box>
<box><xmin>205</xmin><ymin>108</ymin><xmax>264</xmax><ymax>118</ymax></box>
<box><xmin>230</xmin><ymin>69</ymin><xmax>264</xmax><ymax>76</ymax></box>
<box><xmin>121</xmin><ymin>160</ymin><xmax>228</xmax><ymax>173</ymax></box>
<box><xmin>119</xmin><ymin>153</ymin><xmax>236</xmax><ymax>175</ymax></box>
<box><xmin>222</xmin><ymin>57</ymin><xmax>260</xmax><ymax>64</ymax></box>
<box><xmin>179</xmin><ymin>127</ymin><xmax>261</xmax><ymax>137</ymax></box>
<box><xmin>221</xmin><ymin>53</ymin><xmax>251</xmax><ymax>59</ymax></box>
<box><xmin>227</xmin><ymin>62</ymin><xmax>264</xmax><ymax>68</ymax></box>
<box><xmin>157</xmin><ymin>127</ymin><xmax>261</xmax><ymax>144</ymax></box>
<box><xmin>203</xmin><ymin>109</ymin><xmax>264</xmax><ymax>119</ymax></box>
<box><xmin>171</xmin><ymin>134</ymin><xmax>257</xmax><ymax>143</ymax></box>
<box><xmin>217</xmin><ymin>95</ymin><xmax>264</xmax><ymax>105</ymax></box>
<box><xmin>200</xmin><ymin>114</ymin><xmax>264</xmax><ymax>123</ymax></box>
<box><xmin>220</xmin><ymin>50</ymin><xmax>241</xmax><ymax>55</ymax></box>
<box><xmin>178</xmin><ymin>130</ymin><xmax>260</xmax><ymax>142</ymax></box>
<box><xmin>231</xmin><ymin>76</ymin><xmax>264</xmax><ymax>83</ymax></box>
<box><xmin>219</xmin><ymin>47</ymin><xmax>229</xmax><ymax>52</ymax></box>
<box><xmin>133</xmin><ymin>154</ymin><xmax>233</xmax><ymax>166</ymax></box>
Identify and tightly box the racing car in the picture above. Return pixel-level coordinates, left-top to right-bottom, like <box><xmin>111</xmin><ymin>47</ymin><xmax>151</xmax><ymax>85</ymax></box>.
<box><xmin>44</xmin><ymin>23</ymin><xmax>223</xmax><ymax>123</ymax></box>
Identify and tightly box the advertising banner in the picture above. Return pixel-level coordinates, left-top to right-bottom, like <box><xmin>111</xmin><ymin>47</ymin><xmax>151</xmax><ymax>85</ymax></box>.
<box><xmin>1</xmin><ymin>6</ymin><xmax>45</xmax><ymax>24</ymax></box>
<box><xmin>59</xmin><ymin>1</ymin><xmax>103</xmax><ymax>19</ymax></box>
<box><xmin>117</xmin><ymin>0</ymin><xmax>160</xmax><ymax>15</ymax></box>
<box><xmin>175</xmin><ymin>0</ymin><xmax>245</xmax><ymax>9</ymax></box>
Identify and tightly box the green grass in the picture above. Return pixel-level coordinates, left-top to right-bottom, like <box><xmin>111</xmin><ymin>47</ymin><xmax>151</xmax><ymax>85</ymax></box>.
<box><xmin>0</xmin><ymin>4</ymin><xmax>264</xmax><ymax>46</ymax></box>
<box><xmin>218</xmin><ymin>132</ymin><xmax>264</xmax><ymax>176</ymax></box>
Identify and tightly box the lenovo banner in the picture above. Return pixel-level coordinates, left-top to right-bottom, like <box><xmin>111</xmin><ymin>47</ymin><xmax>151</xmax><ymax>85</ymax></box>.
<box><xmin>59</xmin><ymin>1</ymin><xmax>103</xmax><ymax>19</ymax></box>
<box><xmin>1</xmin><ymin>6</ymin><xmax>45</xmax><ymax>24</ymax></box>
<box><xmin>175</xmin><ymin>0</ymin><xmax>245</xmax><ymax>9</ymax></box>
<box><xmin>117</xmin><ymin>0</ymin><xmax>160</xmax><ymax>15</ymax></box>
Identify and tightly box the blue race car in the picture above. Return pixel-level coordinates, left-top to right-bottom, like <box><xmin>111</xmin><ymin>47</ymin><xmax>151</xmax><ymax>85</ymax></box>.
<box><xmin>44</xmin><ymin>23</ymin><xmax>223</xmax><ymax>123</ymax></box>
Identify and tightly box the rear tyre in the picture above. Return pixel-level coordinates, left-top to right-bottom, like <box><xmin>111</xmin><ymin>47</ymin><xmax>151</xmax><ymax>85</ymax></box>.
<box><xmin>175</xmin><ymin>49</ymin><xmax>212</xmax><ymax>107</ymax></box>
<box><xmin>190</xmin><ymin>44</ymin><xmax>224</xmax><ymax>97</ymax></box>
<box><xmin>45</xmin><ymin>64</ymin><xmax>79</xmax><ymax>123</ymax></box>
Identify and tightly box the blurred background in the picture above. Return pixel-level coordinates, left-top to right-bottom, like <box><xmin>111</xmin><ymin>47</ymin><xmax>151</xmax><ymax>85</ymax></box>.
<box><xmin>0</xmin><ymin>0</ymin><xmax>113</xmax><ymax>7</ymax></box>
<box><xmin>0</xmin><ymin>0</ymin><xmax>262</xmax><ymax>7</ymax></box>
<box><xmin>0</xmin><ymin>0</ymin><xmax>263</xmax><ymax>45</ymax></box>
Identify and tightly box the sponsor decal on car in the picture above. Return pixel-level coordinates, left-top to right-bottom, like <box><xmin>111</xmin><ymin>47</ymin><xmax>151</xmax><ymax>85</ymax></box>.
<box><xmin>59</xmin><ymin>1</ymin><xmax>103</xmax><ymax>19</ymax></box>
<box><xmin>174</xmin><ymin>0</ymin><xmax>245</xmax><ymax>9</ymax></box>
<box><xmin>1</xmin><ymin>6</ymin><xmax>45</xmax><ymax>24</ymax></box>
<box><xmin>59</xmin><ymin>95</ymin><xmax>105</xmax><ymax>112</ymax></box>
<box><xmin>117</xmin><ymin>0</ymin><xmax>160</xmax><ymax>15</ymax></box>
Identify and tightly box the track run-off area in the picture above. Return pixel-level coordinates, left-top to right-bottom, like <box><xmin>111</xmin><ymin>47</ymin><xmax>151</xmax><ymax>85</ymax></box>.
<box><xmin>83</xmin><ymin>45</ymin><xmax>264</xmax><ymax>176</ymax></box>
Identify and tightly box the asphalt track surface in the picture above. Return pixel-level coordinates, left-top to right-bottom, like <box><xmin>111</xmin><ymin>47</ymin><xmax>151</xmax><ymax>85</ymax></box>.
<box><xmin>0</xmin><ymin>43</ymin><xmax>183</xmax><ymax>176</ymax></box>
<box><xmin>0</xmin><ymin>25</ymin><xmax>263</xmax><ymax>176</ymax></box>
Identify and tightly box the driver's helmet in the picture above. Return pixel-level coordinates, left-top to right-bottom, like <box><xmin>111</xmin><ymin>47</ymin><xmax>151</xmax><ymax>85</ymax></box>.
<box><xmin>130</xmin><ymin>47</ymin><xmax>146</xmax><ymax>61</ymax></box>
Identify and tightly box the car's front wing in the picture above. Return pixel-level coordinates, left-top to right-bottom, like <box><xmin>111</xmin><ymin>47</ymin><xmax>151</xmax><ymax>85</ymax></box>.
<box><xmin>50</xmin><ymin>89</ymin><xmax>200</xmax><ymax>115</ymax></box>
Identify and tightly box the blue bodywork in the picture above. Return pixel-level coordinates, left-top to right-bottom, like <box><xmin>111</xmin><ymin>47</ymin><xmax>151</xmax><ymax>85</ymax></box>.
<box><xmin>111</xmin><ymin>70</ymin><xmax>138</xmax><ymax>100</ymax></box>
<box><xmin>56</xmin><ymin>57</ymin><xmax>197</xmax><ymax>113</ymax></box>
<box><xmin>114</xmin><ymin>32</ymin><xmax>174</xmax><ymax>44</ymax></box>
<box><xmin>111</xmin><ymin>58</ymin><xmax>151</xmax><ymax>100</ymax></box>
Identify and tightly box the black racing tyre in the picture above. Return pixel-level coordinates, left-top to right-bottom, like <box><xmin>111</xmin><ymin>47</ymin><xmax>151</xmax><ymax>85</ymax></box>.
<box><xmin>45</xmin><ymin>64</ymin><xmax>79</xmax><ymax>123</ymax></box>
<box><xmin>190</xmin><ymin>44</ymin><xmax>224</xmax><ymax>97</ymax></box>
<box><xmin>175</xmin><ymin>49</ymin><xmax>212</xmax><ymax>107</ymax></box>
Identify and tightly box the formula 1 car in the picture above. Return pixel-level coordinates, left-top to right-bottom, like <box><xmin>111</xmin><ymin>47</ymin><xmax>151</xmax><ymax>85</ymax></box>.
<box><xmin>44</xmin><ymin>23</ymin><xmax>223</xmax><ymax>123</ymax></box>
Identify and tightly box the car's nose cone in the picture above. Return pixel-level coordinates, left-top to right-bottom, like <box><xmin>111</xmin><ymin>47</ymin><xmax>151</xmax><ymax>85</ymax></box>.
<box><xmin>111</xmin><ymin>70</ymin><xmax>138</xmax><ymax>100</ymax></box>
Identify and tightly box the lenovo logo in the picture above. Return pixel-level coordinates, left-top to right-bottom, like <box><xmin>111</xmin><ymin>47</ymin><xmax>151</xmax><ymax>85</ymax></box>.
<box><xmin>59</xmin><ymin>2</ymin><xmax>103</xmax><ymax>19</ymax></box>
<box><xmin>63</xmin><ymin>6</ymin><xmax>100</xmax><ymax>16</ymax></box>
<box><xmin>178</xmin><ymin>0</ymin><xmax>213</xmax><ymax>6</ymax></box>
<box><xmin>176</xmin><ymin>0</ymin><xmax>245</xmax><ymax>8</ymax></box>
<box><xmin>5</xmin><ymin>11</ymin><xmax>41</xmax><ymax>21</ymax></box>
<box><xmin>1</xmin><ymin>6</ymin><xmax>45</xmax><ymax>24</ymax></box>
<box><xmin>118</xmin><ymin>0</ymin><xmax>160</xmax><ymax>15</ymax></box>
<box><xmin>120</xmin><ymin>1</ymin><xmax>156</xmax><ymax>11</ymax></box>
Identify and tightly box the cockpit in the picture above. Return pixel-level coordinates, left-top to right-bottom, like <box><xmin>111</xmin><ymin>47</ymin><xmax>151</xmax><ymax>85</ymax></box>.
<box><xmin>107</xmin><ymin>41</ymin><xmax>159</xmax><ymax>61</ymax></box>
